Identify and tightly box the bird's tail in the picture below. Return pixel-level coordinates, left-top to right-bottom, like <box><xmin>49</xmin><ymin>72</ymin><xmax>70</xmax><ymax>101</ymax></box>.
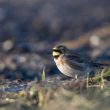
<box><xmin>91</xmin><ymin>62</ymin><xmax>110</xmax><ymax>69</ymax></box>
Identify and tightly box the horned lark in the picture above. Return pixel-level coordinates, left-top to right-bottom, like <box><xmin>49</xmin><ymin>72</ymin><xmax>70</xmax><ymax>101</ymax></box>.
<box><xmin>52</xmin><ymin>45</ymin><xmax>110</xmax><ymax>80</ymax></box>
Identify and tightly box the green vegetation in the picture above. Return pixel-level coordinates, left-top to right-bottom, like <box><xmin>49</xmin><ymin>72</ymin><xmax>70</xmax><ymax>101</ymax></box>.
<box><xmin>0</xmin><ymin>68</ymin><xmax>110</xmax><ymax>110</ymax></box>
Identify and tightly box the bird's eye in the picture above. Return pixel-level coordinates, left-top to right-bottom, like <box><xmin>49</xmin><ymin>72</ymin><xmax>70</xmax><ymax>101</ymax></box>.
<box><xmin>60</xmin><ymin>48</ymin><xmax>65</xmax><ymax>53</ymax></box>
<box><xmin>56</xmin><ymin>45</ymin><xmax>66</xmax><ymax>53</ymax></box>
<box><xmin>61</xmin><ymin>48</ymin><xmax>64</xmax><ymax>52</ymax></box>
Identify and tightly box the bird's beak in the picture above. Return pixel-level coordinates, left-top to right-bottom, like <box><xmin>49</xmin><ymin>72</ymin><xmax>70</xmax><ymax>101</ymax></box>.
<box><xmin>52</xmin><ymin>47</ymin><xmax>60</xmax><ymax>56</ymax></box>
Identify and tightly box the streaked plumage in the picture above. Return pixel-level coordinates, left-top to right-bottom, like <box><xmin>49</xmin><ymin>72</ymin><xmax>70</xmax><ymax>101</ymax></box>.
<box><xmin>52</xmin><ymin>45</ymin><xmax>110</xmax><ymax>78</ymax></box>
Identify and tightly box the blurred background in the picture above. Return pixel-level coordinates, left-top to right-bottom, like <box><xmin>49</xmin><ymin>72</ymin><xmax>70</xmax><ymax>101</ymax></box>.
<box><xmin>0</xmin><ymin>0</ymin><xmax>110</xmax><ymax>80</ymax></box>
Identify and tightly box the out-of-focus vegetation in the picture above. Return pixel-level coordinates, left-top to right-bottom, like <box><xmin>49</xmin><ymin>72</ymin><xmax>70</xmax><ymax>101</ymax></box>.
<box><xmin>0</xmin><ymin>68</ymin><xmax>110</xmax><ymax>110</ymax></box>
<box><xmin>1</xmin><ymin>78</ymin><xmax>110</xmax><ymax>110</ymax></box>
<box><xmin>0</xmin><ymin>0</ymin><xmax>110</xmax><ymax>110</ymax></box>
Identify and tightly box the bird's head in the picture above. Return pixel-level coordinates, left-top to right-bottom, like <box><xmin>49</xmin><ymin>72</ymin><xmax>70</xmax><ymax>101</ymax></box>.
<box><xmin>52</xmin><ymin>45</ymin><xmax>67</xmax><ymax>59</ymax></box>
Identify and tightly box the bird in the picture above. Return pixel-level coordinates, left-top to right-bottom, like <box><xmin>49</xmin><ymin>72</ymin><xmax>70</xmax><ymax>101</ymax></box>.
<box><xmin>52</xmin><ymin>45</ymin><xmax>110</xmax><ymax>81</ymax></box>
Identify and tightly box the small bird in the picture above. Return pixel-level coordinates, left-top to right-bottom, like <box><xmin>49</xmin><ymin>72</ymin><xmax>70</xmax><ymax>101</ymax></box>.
<box><xmin>52</xmin><ymin>45</ymin><xmax>110</xmax><ymax>79</ymax></box>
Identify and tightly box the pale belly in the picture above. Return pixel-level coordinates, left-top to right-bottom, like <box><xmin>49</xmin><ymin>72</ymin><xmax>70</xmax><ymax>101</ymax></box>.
<box><xmin>54</xmin><ymin>59</ymin><xmax>85</xmax><ymax>78</ymax></box>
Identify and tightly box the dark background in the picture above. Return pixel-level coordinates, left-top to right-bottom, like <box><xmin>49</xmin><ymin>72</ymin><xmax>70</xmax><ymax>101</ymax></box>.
<box><xmin>0</xmin><ymin>0</ymin><xmax>110</xmax><ymax>80</ymax></box>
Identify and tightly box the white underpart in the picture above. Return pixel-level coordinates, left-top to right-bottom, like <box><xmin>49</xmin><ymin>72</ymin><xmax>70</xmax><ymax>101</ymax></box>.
<box><xmin>54</xmin><ymin>57</ymin><xmax>83</xmax><ymax>78</ymax></box>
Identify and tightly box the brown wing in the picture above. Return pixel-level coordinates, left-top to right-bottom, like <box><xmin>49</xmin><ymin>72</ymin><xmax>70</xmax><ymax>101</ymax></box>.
<box><xmin>65</xmin><ymin>52</ymin><xmax>88</xmax><ymax>63</ymax></box>
<box><xmin>90</xmin><ymin>62</ymin><xmax>110</xmax><ymax>69</ymax></box>
<box><xmin>63</xmin><ymin>53</ymin><xmax>86</xmax><ymax>71</ymax></box>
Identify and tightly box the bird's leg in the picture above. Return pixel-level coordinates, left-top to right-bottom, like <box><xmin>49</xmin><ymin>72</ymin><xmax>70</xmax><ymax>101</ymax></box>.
<box><xmin>75</xmin><ymin>75</ymin><xmax>78</xmax><ymax>80</ymax></box>
<box><xmin>70</xmin><ymin>75</ymin><xmax>78</xmax><ymax>82</ymax></box>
